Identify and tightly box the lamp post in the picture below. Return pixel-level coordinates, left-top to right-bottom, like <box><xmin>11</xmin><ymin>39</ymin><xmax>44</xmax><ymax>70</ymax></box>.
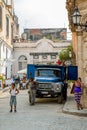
<box><xmin>72</xmin><ymin>7</ymin><xmax>87</xmax><ymax>31</ymax></box>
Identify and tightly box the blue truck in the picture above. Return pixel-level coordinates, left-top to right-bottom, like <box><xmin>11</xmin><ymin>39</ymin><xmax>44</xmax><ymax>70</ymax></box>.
<box><xmin>27</xmin><ymin>64</ymin><xmax>78</xmax><ymax>103</ymax></box>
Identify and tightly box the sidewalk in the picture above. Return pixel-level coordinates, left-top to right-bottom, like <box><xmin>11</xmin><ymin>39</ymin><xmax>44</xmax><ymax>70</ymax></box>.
<box><xmin>63</xmin><ymin>91</ymin><xmax>87</xmax><ymax>117</ymax></box>
<box><xmin>0</xmin><ymin>86</ymin><xmax>9</xmax><ymax>93</ymax></box>
<box><xmin>0</xmin><ymin>87</ymin><xmax>10</xmax><ymax>98</ymax></box>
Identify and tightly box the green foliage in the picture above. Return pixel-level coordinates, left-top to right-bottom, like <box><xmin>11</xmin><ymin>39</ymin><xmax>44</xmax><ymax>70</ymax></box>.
<box><xmin>58</xmin><ymin>44</ymin><xmax>74</xmax><ymax>62</ymax></box>
<box><xmin>68</xmin><ymin>80</ymin><xmax>75</xmax><ymax>83</ymax></box>
<box><xmin>59</xmin><ymin>49</ymin><xmax>68</xmax><ymax>61</ymax></box>
<box><xmin>67</xmin><ymin>45</ymin><xmax>73</xmax><ymax>53</ymax></box>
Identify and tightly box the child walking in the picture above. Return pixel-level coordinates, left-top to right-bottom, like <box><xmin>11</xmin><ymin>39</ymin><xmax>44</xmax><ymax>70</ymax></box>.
<box><xmin>9</xmin><ymin>83</ymin><xmax>19</xmax><ymax>112</ymax></box>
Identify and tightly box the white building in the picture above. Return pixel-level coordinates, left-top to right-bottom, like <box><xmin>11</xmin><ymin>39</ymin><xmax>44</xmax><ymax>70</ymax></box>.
<box><xmin>0</xmin><ymin>39</ymin><xmax>13</xmax><ymax>78</ymax></box>
<box><xmin>0</xmin><ymin>0</ymin><xmax>19</xmax><ymax>79</ymax></box>
<box><xmin>13</xmin><ymin>38</ymin><xmax>71</xmax><ymax>76</ymax></box>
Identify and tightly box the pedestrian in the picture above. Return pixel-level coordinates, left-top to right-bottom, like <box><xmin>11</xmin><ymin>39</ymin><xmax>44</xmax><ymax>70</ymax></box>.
<box><xmin>71</xmin><ymin>77</ymin><xmax>83</xmax><ymax>110</ymax></box>
<box><xmin>22</xmin><ymin>76</ymin><xmax>26</xmax><ymax>89</ymax></box>
<box><xmin>28</xmin><ymin>78</ymin><xmax>38</xmax><ymax>105</ymax></box>
<box><xmin>9</xmin><ymin>83</ymin><xmax>19</xmax><ymax>112</ymax></box>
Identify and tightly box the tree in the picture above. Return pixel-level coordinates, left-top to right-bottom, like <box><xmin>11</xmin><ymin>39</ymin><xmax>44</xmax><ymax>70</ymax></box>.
<box><xmin>59</xmin><ymin>49</ymin><xmax>69</xmax><ymax>63</ymax></box>
<box><xmin>58</xmin><ymin>44</ymin><xmax>75</xmax><ymax>65</ymax></box>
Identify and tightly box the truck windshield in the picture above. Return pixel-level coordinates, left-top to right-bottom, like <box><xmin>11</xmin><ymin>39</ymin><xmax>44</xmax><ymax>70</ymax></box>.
<box><xmin>36</xmin><ymin>69</ymin><xmax>61</xmax><ymax>78</ymax></box>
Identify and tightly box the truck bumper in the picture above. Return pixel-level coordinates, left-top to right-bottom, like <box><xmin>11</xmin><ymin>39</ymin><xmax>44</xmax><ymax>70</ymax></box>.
<box><xmin>36</xmin><ymin>90</ymin><xmax>61</xmax><ymax>98</ymax></box>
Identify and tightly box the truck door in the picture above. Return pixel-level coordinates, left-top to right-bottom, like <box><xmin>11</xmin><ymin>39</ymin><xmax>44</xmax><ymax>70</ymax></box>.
<box><xmin>67</xmin><ymin>66</ymin><xmax>78</xmax><ymax>80</ymax></box>
<box><xmin>27</xmin><ymin>64</ymin><xmax>36</xmax><ymax>79</ymax></box>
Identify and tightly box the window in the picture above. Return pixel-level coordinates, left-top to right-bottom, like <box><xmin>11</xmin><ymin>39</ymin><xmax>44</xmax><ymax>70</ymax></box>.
<box><xmin>36</xmin><ymin>69</ymin><xmax>61</xmax><ymax>78</ymax></box>
<box><xmin>33</xmin><ymin>55</ymin><xmax>39</xmax><ymax>59</ymax></box>
<box><xmin>19</xmin><ymin>56</ymin><xmax>27</xmax><ymax>61</ymax></box>
<box><xmin>11</xmin><ymin>25</ymin><xmax>13</xmax><ymax>44</ymax></box>
<box><xmin>0</xmin><ymin>6</ymin><xmax>2</xmax><ymax>29</ymax></box>
<box><xmin>18</xmin><ymin>56</ymin><xmax>27</xmax><ymax>70</ymax></box>
<box><xmin>6</xmin><ymin>17</ymin><xmax>9</xmax><ymax>37</ymax></box>
<box><xmin>51</xmin><ymin>55</ymin><xmax>56</xmax><ymax>59</ymax></box>
<box><xmin>42</xmin><ymin>55</ymin><xmax>47</xmax><ymax>59</ymax></box>
<box><xmin>6</xmin><ymin>48</ymin><xmax>8</xmax><ymax>59</ymax></box>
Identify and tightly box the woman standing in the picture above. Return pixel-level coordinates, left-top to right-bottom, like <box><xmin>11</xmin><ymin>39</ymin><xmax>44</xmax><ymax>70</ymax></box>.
<box><xmin>74</xmin><ymin>77</ymin><xmax>83</xmax><ymax>110</ymax></box>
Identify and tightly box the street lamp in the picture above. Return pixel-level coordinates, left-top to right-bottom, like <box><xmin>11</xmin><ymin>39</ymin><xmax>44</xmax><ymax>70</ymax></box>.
<box><xmin>72</xmin><ymin>7</ymin><xmax>87</xmax><ymax>31</ymax></box>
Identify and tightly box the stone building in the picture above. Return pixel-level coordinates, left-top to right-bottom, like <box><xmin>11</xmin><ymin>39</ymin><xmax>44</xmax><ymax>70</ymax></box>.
<box><xmin>0</xmin><ymin>0</ymin><xmax>19</xmax><ymax>80</ymax></box>
<box><xmin>13</xmin><ymin>15</ymin><xmax>19</xmax><ymax>42</ymax></box>
<box><xmin>12</xmin><ymin>38</ymin><xmax>71</xmax><ymax>76</ymax></box>
<box><xmin>21</xmin><ymin>28</ymin><xmax>67</xmax><ymax>42</ymax></box>
<box><xmin>66</xmin><ymin>0</ymin><xmax>87</xmax><ymax>107</ymax></box>
<box><xmin>66</xmin><ymin>0</ymin><xmax>87</xmax><ymax>83</ymax></box>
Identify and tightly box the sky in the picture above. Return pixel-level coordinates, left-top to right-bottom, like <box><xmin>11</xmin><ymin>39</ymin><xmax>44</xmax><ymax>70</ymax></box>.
<box><xmin>14</xmin><ymin>0</ymin><xmax>70</xmax><ymax>36</ymax></box>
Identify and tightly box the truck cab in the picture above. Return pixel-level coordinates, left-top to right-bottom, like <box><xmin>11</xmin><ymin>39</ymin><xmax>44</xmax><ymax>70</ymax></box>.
<box><xmin>27</xmin><ymin>64</ymin><xmax>78</xmax><ymax>103</ymax></box>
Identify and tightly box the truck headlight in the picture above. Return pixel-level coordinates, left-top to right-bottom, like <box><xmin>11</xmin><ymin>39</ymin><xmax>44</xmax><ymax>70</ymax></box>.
<box><xmin>56</xmin><ymin>84</ymin><xmax>61</xmax><ymax>91</ymax></box>
<box><xmin>51</xmin><ymin>83</ymin><xmax>62</xmax><ymax>92</ymax></box>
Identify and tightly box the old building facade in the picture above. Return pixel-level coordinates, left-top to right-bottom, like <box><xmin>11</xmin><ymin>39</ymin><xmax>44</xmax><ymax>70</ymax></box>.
<box><xmin>13</xmin><ymin>38</ymin><xmax>71</xmax><ymax>76</ymax></box>
<box><xmin>21</xmin><ymin>28</ymin><xmax>67</xmax><ymax>42</ymax></box>
<box><xmin>66</xmin><ymin>0</ymin><xmax>87</xmax><ymax>107</ymax></box>
<box><xmin>0</xmin><ymin>0</ymin><xmax>19</xmax><ymax>80</ymax></box>
<box><xmin>66</xmin><ymin>0</ymin><xmax>87</xmax><ymax>83</ymax></box>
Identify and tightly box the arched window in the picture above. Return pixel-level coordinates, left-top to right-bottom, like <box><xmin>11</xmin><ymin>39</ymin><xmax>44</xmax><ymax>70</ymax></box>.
<box><xmin>6</xmin><ymin>17</ymin><xmax>9</xmax><ymax>37</ymax></box>
<box><xmin>0</xmin><ymin>6</ymin><xmax>2</xmax><ymax>29</ymax></box>
<box><xmin>11</xmin><ymin>25</ymin><xmax>13</xmax><ymax>43</ymax></box>
<box><xmin>18</xmin><ymin>55</ymin><xmax>27</xmax><ymax>70</ymax></box>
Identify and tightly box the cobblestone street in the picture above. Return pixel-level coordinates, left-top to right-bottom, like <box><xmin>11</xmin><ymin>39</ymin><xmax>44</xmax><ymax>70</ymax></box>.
<box><xmin>0</xmin><ymin>89</ymin><xmax>87</xmax><ymax>130</ymax></box>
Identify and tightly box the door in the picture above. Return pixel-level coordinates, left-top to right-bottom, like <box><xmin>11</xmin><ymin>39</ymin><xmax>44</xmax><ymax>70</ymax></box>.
<box><xmin>27</xmin><ymin>64</ymin><xmax>36</xmax><ymax>79</ymax></box>
<box><xmin>67</xmin><ymin>66</ymin><xmax>78</xmax><ymax>80</ymax></box>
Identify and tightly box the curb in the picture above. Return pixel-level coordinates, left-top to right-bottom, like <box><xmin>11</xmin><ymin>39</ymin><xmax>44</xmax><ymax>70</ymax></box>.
<box><xmin>62</xmin><ymin>107</ymin><xmax>87</xmax><ymax>117</ymax></box>
<box><xmin>62</xmin><ymin>96</ymin><xmax>87</xmax><ymax>117</ymax></box>
<box><xmin>0</xmin><ymin>87</ymin><xmax>9</xmax><ymax>94</ymax></box>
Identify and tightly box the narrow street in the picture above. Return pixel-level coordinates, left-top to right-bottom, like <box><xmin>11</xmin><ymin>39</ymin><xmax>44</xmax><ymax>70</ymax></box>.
<box><xmin>0</xmin><ymin>89</ymin><xmax>87</xmax><ymax>130</ymax></box>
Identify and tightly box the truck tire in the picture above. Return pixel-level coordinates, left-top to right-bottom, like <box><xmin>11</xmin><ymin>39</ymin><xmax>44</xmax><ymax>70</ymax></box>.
<box><xmin>63</xmin><ymin>90</ymin><xmax>67</xmax><ymax>101</ymax></box>
<box><xmin>63</xmin><ymin>83</ymin><xmax>67</xmax><ymax>101</ymax></box>
<box><xmin>57</xmin><ymin>93</ymin><xmax>63</xmax><ymax>104</ymax></box>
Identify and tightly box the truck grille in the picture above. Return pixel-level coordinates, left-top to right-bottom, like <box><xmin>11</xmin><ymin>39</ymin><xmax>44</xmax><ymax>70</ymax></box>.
<box><xmin>38</xmin><ymin>83</ymin><xmax>52</xmax><ymax>90</ymax></box>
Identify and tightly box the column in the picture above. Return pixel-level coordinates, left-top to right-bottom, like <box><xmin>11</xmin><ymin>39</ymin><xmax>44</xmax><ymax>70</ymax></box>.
<box><xmin>76</xmin><ymin>30</ymin><xmax>83</xmax><ymax>78</ymax></box>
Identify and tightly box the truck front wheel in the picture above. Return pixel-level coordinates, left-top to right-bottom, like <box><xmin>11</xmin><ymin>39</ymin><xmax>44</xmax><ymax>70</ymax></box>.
<box><xmin>57</xmin><ymin>93</ymin><xmax>63</xmax><ymax>104</ymax></box>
